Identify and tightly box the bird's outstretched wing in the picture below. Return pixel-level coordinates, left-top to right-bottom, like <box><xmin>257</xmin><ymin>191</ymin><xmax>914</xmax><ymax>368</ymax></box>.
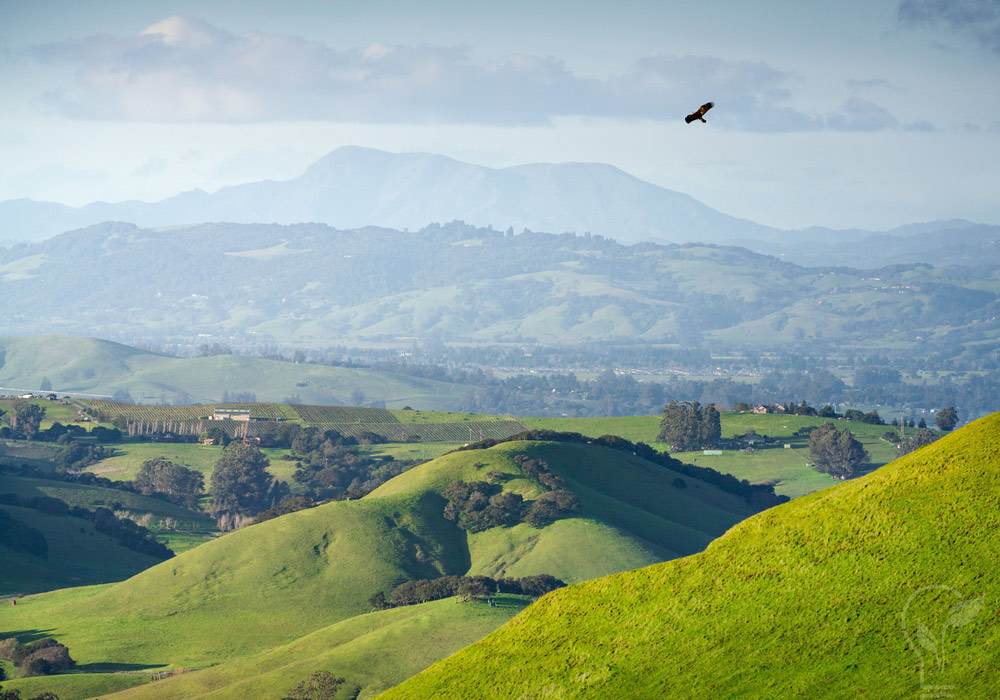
<box><xmin>685</xmin><ymin>102</ymin><xmax>714</xmax><ymax>124</ymax></box>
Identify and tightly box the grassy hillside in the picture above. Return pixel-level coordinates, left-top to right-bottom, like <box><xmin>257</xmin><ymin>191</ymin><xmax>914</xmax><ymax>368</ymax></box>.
<box><xmin>524</xmin><ymin>412</ymin><xmax>907</xmax><ymax>498</ymax></box>
<box><xmin>0</xmin><ymin>474</ymin><xmax>213</xmax><ymax>531</ymax></box>
<box><xmin>380</xmin><ymin>413</ymin><xmax>1000</xmax><ymax>699</ymax></box>
<box><xmin>81</xmin><ymin>595</ymin><xmax>530</xmax><ymax>700</ymax></box>
<box><xmin>0</xmin><ymin>503</ymin><xmax>165</xmax><ymax>594</ymax></box>
<box><xmin>367</xmin><ymin>440</ymin><xmax>764</xmax><ymax>580</ymax></box>
<box><xmin>0</xmin><ymin>334</ymin><xmax>468</xmax><ymax>408</ymax></box>
<box><xmin>3</xmin><ymin>222</ymin><xmax>997</xmax><ymax>354</ymax></box>
<box><xmin>0</xmin><ymin>438</ymin><xmax>772</xmax><ymax>698</ymax></box>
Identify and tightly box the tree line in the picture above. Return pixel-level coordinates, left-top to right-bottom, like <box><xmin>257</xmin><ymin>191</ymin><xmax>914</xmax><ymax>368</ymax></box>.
<box><xmin>459</xmin><ymin>429</ymin><xmax>786</xmax><ymax>508</ymax></box>
<box><xmin>0</xmin><ymin>493</ymin><xmax>172</xmax><ymax>560</ymax></box>
<box><xmin>369</xmin><ymin>573</ymin><xmax>566</xmax><ymax>610</ymax></box>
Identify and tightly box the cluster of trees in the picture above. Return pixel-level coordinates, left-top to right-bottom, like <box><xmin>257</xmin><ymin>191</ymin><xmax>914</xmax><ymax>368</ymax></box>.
<box><xmin>886</xmin><ymin>428</ymin><xmax>940</xmax><ymax>456</ymax></box>
<box><xmin>209</xmin><ymin>442</ymin><xmax>284</xmax><ymax>519</ymax></box>
<box><xmin>657</xmin><ymin>400</ymin><xmax>721</xmax><ymax>451</ymax></box>
<box><xmin>1</xmin><ymin>400</ymin><xmax>46</xmax><ymax>441</ymax></box>
<box><xmin>0</xmin><ymin>637</ymin><xmax>74</xmax><ymax>678</ymax></box>
<box><xmin>369</xmin><ymin>573</ymin><xmax>566</xmax><ymax>610</ymax></box>
<box><xmin>843</xmin><ymin>409</ymin><xmax>885</xmax><ymax>424</ymax></box>
<box><xmin>442</xmin><ymin>456</ymin><xmax>580</xmax><ymax>533</ymax></box>
<box><xmin>511</xmin><ymin>455</ymin><xmax>582</xmax><ymax>527</ymax></box>
<box><xmin>442</xmin><ymin>481</ymin><xmax>525</xmax><ymax>532</ymax></box>
<box><xmin>288</xmin><ymin>427</ymin><xmax>419</xmax><ymax>500</ymax></box>
<box><xmin>808</xmin><ymin>423</ymin><xmax>869</xmax><ymax>479</ymax></box>
<box><xmin>133</xmin><ymin>457</ymin><xmax>205</xmax><ymax>509</ymax></box>
<box><xmin>0</xmin><ymin>493</ymin><xmax>172</xmax><ymax>559</ymax></box>
<box><xmin>281</xmin><ymin>671</ymin><xmax>345</xmax><ymax>700</ymax></box>
<box><xmin>935</xmin><ymin>406</ymin><xmax>959</xmax><ymax>431</ymax></box>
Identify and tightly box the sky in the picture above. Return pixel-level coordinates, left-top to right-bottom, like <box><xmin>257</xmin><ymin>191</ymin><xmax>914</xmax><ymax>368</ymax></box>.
<box><xmin>0</xmin><ymin>0</ymin><xmax>998</xmax><ymax>230</ymax></box>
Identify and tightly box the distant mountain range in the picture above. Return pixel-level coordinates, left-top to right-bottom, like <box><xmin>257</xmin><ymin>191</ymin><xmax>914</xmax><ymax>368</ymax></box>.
<box><xmin>1</xmin><ymin>146</ymin><xmax>996</xmax><ymax>267</ymax></box>
<box><xmin>1</xmin><ymin>221</ymin><xmax>997</xmax><ymax>356</ymax></box>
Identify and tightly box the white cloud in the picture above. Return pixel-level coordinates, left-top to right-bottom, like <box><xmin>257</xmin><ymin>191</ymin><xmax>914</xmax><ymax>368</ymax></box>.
<box><xmin>29</xmin><ymin>15</ymin><xmax>904</xmax><ymax>132</ymax></box>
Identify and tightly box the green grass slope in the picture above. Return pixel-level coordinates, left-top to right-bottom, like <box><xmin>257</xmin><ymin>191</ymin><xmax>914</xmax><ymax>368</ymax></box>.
<box><xmin>1</xmin><ymin>492</ymin><xmax>466</xmax><ymax>669</ymax></box>
<box><xmin>90</xmin><ymin>595</ymin><xmax>530</xmax><ymax>700</ymax></box>
<box><xmin>0</xmin><ymin>334</ymin><xmax>467</xmax><ymax>408</ymax></box>
<box><xmin>0</xmin><ymin>474</ymin><xmax>214</xmax><ymax>531</ymax></box>
<box><xmin>380</xmin><ymin>413</ymin><xmax>1000</xmax><ymax>699</ymax></box>
<box><xmin>0</xmin><ymin>504</ymin><xmax>165</xmax><ymax>594</ymax></box>
<box><xmin>1</xmin><ymin>438</ymin><xmax>769</xmax><ymax>699</ymax></box>
<box><xmin>367</xmin><ymin>440</ymin><xmax>764</xmax><ymax>582</ymax></box>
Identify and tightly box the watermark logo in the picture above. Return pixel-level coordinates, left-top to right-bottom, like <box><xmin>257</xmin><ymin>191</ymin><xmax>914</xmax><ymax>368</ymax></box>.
<box><xmin>901</xmin><ymin>585</ymin><xmax>983</xmax><ymax>699</ymax></box>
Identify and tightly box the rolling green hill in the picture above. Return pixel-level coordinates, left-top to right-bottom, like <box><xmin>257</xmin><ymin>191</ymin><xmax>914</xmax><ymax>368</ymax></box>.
<box><xmin>81</xmin><ymin>595</ymin><xmax>531</xmax><ymax>700</ymax></box>
<box><xmin>379</xmin><ymin>412</ymin><xmax>1000</xmax><ymax>699</ymax></box>
<box><xmin>0</xmin><ymin>503</ymin><xmax>166</xmax><ymax>594</ymax></box>
<box><xmin>0</xmin><ymin>334</ymin><xmax>468</xmax><ymax>408</ymax></box>
<box><xmin>2</xmin><ymin>222</ymin><xmax>998</xmax><ymax>353</ymax></box>
<box><xmin>0</xmin><ymin>438</ymin><xmax>775</xmax><ymax>699</ymax></box>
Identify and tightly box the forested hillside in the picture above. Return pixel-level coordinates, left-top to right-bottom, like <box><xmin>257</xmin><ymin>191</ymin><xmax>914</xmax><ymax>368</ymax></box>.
<box><xmin>1</xmin><ymin>221</ymin><xmax>997</xmax><ymax>358</ymax></box>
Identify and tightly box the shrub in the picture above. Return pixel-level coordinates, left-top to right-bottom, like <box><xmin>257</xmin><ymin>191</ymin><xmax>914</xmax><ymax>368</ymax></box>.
<box><xmin>442</xmin><ymin>481</ymin><xmax>524</xmax><ymax>532</ymax></box>
<box><xmin>524</xmin><ymin>489</ymin><xmax>580</xmax><ymax>528</ymax></box>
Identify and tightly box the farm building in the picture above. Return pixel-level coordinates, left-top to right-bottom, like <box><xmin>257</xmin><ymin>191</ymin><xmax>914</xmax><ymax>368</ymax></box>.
<box><xmin>211</xmin><ymin>408</ymin><xmax>252</xmax><ymax>421</ymax></box>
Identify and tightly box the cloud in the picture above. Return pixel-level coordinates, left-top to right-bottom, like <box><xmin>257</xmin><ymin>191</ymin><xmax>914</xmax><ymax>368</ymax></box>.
<box><xmin>825</xmin><ymin>97</ymin><xmax>900</xmax><ymax>131</ymax></box>
<box><xmin>898</xmin><ymin>0</ymin><xmax>1000</xmax><ymax>53</ymax></box>
<box><xmin>30</xmin><ymin>15</ymin><xmax>900</xmax><ymax>132</ymax></box>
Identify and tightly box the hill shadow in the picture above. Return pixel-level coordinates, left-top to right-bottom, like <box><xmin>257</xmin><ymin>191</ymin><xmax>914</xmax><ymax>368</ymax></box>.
<box><xmin>76</xmin><ymin>662</ymin><xmax>168</xmax><ymax>672</ymax></box>
<box><xmin>1</xmin><ymin>629</ymin><xmax>58</xmax><ymax>643</ymax></box>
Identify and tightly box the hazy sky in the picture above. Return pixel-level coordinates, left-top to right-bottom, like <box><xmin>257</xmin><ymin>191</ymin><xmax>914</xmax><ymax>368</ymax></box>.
<box><xmin>1</xmin><ymin>0</ymin><xmax>998</xmax><ymax>229</ymax></box>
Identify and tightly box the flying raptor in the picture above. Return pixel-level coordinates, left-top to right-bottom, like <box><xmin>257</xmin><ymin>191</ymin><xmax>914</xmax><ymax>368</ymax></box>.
<box><xmin>685</xmin><ymin>102</ymin><xmax>714</xmax><ymax>124</ymax></box>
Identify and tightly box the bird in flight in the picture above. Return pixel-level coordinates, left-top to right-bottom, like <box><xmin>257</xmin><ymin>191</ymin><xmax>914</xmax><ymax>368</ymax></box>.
<box><xmin>685</xmin><ymin>102</ymin><xmax>714</xmax><ymax>124</ymax></box>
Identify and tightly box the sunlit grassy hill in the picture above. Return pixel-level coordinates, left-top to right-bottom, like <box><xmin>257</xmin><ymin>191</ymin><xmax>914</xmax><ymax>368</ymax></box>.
<box><xmin>368</xmin><ymin>440</ymin><xmax>763</xmax><ymax>582</ymax></box>
<box><xmin>380</xmin><ymin>413</ymin><xmax>1000</xmax><ymax>699</ymax></box>
<box><xmin>1</xmin><ymin>438</ymin><xmax>773</xmax><ymax>699</ymax></box>
<box><xmin>91</xmin><ymin>595</ymin><xmax>531</xmax><ymax>700</ymax></box>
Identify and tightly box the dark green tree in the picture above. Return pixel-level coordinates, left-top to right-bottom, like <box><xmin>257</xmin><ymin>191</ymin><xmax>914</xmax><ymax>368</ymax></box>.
<box><xmin>282</xmin><ymin>671</ymin><xmax>345</xmax><ymax>700</ymax></box>
<box><xmin>935</xmin><ymin>406</ymin><xmax>959</xmax><ymax>431</ymax></box>
<box><xmin>657</xmin><ymin>400</ymin><xmax>720</xmax><ymax>451</ymax></box>
<box><xmin>897</xmin><ymin>428</ymin><xmax>939</xmax><ymax>456</ymax></box>
<box><xmin>8</xmin><ymin>400</ymin><xmax>46</xmax><ymax>441</ymax></box>
<box><xmin>808</xmin><ymin>422</ymin><xmax>869</xmax><ymax>479</ymax></box>
<box><xmin>134</xmin><ymin>457</ymin><xmax>205</xmax><ymax>508</ymax></box>
<box><xmin>524</xmin><ymin>489</ymin><xmax>580</xmax><ymax>528</ymax></box>
<box><xmin>209</xmin><ymin>442</ymin><xmax>274</xmax><ymax>516</ymax></box>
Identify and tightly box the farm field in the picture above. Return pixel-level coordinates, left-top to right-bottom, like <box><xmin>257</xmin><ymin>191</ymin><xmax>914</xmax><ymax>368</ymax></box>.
<box><xmin>87</xmin><ymin>442</ymin><xmax>296</xmax><ymax>483</ymax></box>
